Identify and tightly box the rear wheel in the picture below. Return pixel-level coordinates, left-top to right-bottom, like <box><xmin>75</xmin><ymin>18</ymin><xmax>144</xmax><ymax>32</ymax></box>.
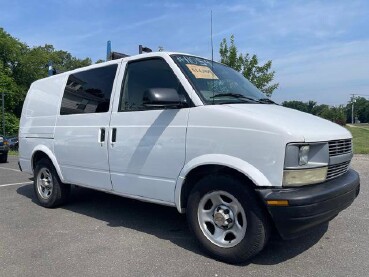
<box><xmin>34</xmin><ymin>158</ymin><xmax>70</xmax><ymax>208</ymax></box>
<box><xmin>187</xmin><ymin>174</ymin><xmax>270</xmax><ymax>264</ymax></box>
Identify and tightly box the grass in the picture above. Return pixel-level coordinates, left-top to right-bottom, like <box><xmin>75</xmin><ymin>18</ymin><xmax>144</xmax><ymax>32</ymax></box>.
<box><xmin>8</xmin><ymin>150</ymin><xmax>18</xmax><ymax>156</ymax></box>
<box><xmin>346</xmin><ymin>125</ymin><xmax>369</xmax><ymax>154</ymax></box>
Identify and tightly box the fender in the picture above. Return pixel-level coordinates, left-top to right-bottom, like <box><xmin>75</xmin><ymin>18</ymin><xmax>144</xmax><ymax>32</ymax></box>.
<box><xmin>174</xmin><ymin>154</ymin><xmax>273</xmax><ymax>213</ymax></box>
<box><xmin>31</xmin><ymin>145</ymin><xmax>65</xmax><ymax>182</ymax></box>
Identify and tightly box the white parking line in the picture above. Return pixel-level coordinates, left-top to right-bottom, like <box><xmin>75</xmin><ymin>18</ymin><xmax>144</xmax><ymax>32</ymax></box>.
<box><xmin>0</xmin><ymin>182</ymin><xmax>32</xmax><ymax>188</ymax></box>
<box><xmin>0</xmin><ymin>166</ymin><xmax>21</xmax><ymax>172</ymax></box>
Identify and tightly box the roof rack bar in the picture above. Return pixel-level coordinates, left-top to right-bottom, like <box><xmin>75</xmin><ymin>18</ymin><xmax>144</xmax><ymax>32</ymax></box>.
<box><xmin>110</xmin><ymin>51</ymin><xmax>130</xmax><ymax>60</ymax></box>
<box><xmin>139</xmin><ymin>45</ymin><xmax>152</xmax><ymax>54</ymax></box>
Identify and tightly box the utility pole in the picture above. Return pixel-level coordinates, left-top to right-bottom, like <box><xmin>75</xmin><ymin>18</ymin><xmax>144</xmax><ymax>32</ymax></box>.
<box><xmin>350</xmin><ymin>94</ymin><xmax>356</xmax><ymax>124</ymax></box>
<box><xmin>1</xmin><ymin>92</ymin><xmax>4</xmax><ymax>136</ymax></box>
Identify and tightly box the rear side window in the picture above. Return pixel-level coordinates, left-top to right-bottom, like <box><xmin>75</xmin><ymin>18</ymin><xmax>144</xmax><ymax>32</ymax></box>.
<box><xmin>60</xmin><ymin>64</ymin><xmax>118</xmax><ymax>115</ymax></box>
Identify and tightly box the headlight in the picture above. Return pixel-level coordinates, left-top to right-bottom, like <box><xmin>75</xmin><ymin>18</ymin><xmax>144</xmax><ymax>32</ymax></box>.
<box><xmin>284</xmin><ymin>142</ymin><xmax>329</xmax><ymax>187</ymax></box>
<box><xmin>298</xmin><ymin>145</ymin><xmax>309</xmax><ymax>165</ymax></box>
<box><xmin>283</xmin><ymin>167</ymin><xmax>328</xmax><ymax>187</ymax></box>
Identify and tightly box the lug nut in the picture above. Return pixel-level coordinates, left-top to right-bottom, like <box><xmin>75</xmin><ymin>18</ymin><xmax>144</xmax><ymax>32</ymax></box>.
<box><xmin>227</xmin><ymin>218</ymin><xmax>233</xmax><ymax>223</ymax></box>
<box><xmin>224</xmin><ymin>209</ymin><xmax>229</xmax><ymax>214</ymax></box>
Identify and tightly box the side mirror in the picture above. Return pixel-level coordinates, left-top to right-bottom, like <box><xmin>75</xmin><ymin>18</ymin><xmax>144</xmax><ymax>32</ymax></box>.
<box><xmin>143</xmin><ymin>88</ymin><xmax>183</xmax><ymax>108</ymax></box>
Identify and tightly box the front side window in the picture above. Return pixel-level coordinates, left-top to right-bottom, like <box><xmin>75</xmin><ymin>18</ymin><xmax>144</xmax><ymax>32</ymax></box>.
<box><xmin>172</xmin><ymin>55</ymin><xmax>268</xmax><ymax>105</ymax></box>
<box><xmin>60</xmin><ymin>64</ymin><xmax>118</xmax><ymax>115</ymax></box>
<box><xmin>119</xmin><ymin>58</ymin><xmax>188</xmax><ymax>111</ymax></box>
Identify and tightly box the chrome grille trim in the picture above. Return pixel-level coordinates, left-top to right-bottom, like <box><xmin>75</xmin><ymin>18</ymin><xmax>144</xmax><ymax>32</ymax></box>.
<box><xmin>328</xmin><ymin>139</ymin><xmax>352</xmax><ymax>157</ymax></box>
<box><xmin>326</xmin><ymin>161</ymin><xmax>350</xmax><ymax>180</ymax></box>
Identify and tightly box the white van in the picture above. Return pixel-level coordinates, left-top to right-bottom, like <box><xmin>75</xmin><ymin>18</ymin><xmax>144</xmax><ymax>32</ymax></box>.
<box><xmin>19</xmin><ymin>52</ymin><xmax>360</xmax><ymax>263</ymax></box>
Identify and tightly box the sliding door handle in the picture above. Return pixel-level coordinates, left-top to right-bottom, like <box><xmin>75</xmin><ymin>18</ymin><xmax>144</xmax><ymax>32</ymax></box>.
<box><xmin>111</xmin><ymin>128</ymin><xmax>117</xmax><ymax>146</ymax></box>
<box><xmin>99</xmin><ymin>128</ymin><xmax>106</xmax><ymax>145</ymax></box>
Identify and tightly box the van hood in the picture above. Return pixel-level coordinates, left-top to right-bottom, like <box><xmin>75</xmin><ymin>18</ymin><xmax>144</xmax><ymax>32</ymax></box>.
<box><xmin>225</xmin><ymin>104</ymin><xmax>351</xmax><ymax>142</ymax></box>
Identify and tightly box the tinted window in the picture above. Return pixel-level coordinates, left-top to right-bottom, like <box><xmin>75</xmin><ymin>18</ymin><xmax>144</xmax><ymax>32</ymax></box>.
<box><xmin>60</xmin><ymin>64</ymin><xmax>118</xmax><ymax>115</ymax></box>
<box><xmin>119</xmin><ymin>58</ymin><xmax>187</xmax><ymax>111</ymax></box>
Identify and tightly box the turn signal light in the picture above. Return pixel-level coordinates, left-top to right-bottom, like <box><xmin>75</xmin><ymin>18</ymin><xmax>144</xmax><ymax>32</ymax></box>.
<box><xmin>266</xmin><ymin>200</ymin><xmax>289</xmax><ymax>206</ymax></box>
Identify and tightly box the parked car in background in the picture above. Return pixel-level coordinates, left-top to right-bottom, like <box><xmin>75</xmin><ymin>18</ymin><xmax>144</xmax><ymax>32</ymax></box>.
<box><xmin>6</xmin><ymin>136</ymin><xmax>19</xmax><ymax>150</ymax></box>
<box><xmin>0</xmin><ymin>135</ymin><xmax>9</xmax><ymax>163</ymax></box>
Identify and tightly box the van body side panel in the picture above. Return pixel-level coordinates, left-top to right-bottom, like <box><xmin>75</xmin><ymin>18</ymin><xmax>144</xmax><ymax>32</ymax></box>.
<box><xmin>184</xmin><ymin>106</ymin><xmax>293</xmax><ymax>188</ymax></box>
<box><xmin>19</xmin><ymin>75</ymin><xmax>67</xmax><ymax>174</ymax></box>
<box><xmin>109</xmin><ymin>109</ymin><xmax>189</xmax><ymax>203</ymax></box>
<box><xmin>53</xmin><ymin>62</ymin><xmax>121</xmax><ymax>190</ymax></box>
<box><xmin>53</xmin><ymin>113</ymin><xmax>112</xmax><ymax>189</ymax></box>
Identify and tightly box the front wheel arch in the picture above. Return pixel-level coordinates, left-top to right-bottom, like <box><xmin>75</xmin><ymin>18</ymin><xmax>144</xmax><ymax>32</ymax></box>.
<box><xmin>179</xmin><ymin>164</ymin><xmax>258</xmax><ymax>212</ymax></box>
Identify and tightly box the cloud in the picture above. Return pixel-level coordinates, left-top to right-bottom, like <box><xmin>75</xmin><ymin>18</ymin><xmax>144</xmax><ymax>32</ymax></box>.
<box><xmin>272</xmin><ymin>40</ymin><xmax>369</xmax><ymax>105</ymax></box>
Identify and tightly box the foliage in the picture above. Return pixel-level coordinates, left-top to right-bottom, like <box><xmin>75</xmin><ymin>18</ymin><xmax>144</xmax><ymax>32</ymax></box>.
<box><xmin>0</xmin><ymin>111</ymin><xmax>19</xmax><ymax>135</ymax></box>
<box><xmin>219</xmin><ymin>35</ymin><xmax>279</xmax><ymax>97</ymax></box>
<box><xmin>318</xmin><ymin>105</ymin><xmax>346</xmax><ymax>125</ymax></box>
<box><xmin>346</xmin><ymin>97</ymin><xmax>369</xmax><ymax>123</ymax></box>
<box><xmin>282</xmin><ymin>100</ymin><xmax>347</xmax><ymax>125</ymax></box>
<box><xmin>0</xmin><ymin>27</ymin><xmax>91</xmax><ymax>135</ymax></box>
<box><xmin>282</xmin><ymin>100</ymin><xmax>318</xmax><ymax>113</ymax></box>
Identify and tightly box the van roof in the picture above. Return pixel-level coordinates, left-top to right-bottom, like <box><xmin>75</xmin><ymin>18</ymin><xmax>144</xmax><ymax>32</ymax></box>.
<box><xmin>35</xmin><ymin>51</ymin><xmax>208</xmax><ymax>83</ymax></box>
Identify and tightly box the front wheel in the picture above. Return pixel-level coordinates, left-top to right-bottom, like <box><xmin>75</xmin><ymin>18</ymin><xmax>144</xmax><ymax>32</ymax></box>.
<box><xmin>187</xmin><ymin>175</ymin><xmax>270</xmax><ymax>264</ymax></box>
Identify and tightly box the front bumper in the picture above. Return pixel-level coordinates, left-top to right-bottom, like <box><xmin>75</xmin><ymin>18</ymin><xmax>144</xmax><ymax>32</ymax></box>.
<box><xmin>256</xmin><ymin>169</ymin><xmax>360</xmax><ymax>239</ymax></box>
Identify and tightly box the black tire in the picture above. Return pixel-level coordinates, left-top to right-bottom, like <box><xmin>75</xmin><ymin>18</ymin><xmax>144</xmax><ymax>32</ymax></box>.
<box><xmin>34</xmin><ymin>158</ymin><xmax>70</xmax><ymax>208</ymax></box>
<box><xmin>0</xmin><ymin>153</ymin><xmax>8</xmax><ymax>163</ymax></box>
<box><xmin>186</xmin><ymin>174</ymin><xmax>270</xmax><ymax>264</ymax></box>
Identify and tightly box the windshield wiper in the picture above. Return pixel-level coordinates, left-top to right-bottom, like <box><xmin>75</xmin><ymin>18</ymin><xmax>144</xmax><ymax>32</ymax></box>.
<box><xmin>256</xmin><ymin>98</ymin><xmax>276</xmax><ymax>104</ymax></box>
<box><xmin>210</xmin><ymin>93</ymin><xmax>259</xmax><ymax>103</ymax></box>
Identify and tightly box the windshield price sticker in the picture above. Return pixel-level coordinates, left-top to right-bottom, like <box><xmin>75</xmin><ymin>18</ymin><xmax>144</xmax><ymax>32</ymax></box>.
<box><xmin>186</xmin><ymin>64</ymin><xmax>219</xmax><ymax>80</ymax></box>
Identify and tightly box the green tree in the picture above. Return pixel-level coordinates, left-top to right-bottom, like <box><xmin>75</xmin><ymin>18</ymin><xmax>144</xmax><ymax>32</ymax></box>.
<box><xmin>346</xmin><ymin>97</ymin><xmax>369</xmax><ymax>123</ymax></box>
<box><xmin>0</xmin><ymin>27</ymin><xmax>92</xmax><ymax>134</ymax></box>
<box><xmin>312</xmin><ymin>104</ymin><xmax>329</xmax><ymax>116</ymax></box>
<box><xmin>317</xmin><ymin>106</ymin><xmax>346</xmax><ymax>125</ymax></box>
<box><xmin>282</xmin><ymin>100</ymin><xmax>312</xmax><ymax>113</ymax></box>
<box><xmin>219</xmin><ymin>35</ymin><xmax>279</xmax><ymax>97</ymax></box>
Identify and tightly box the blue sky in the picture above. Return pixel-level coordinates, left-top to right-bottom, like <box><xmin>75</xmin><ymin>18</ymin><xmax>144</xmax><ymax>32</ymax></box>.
<box><xmin>1</xmin><ymin>0</ymin><xmax>369</xmax><ymax>105</ymax></box>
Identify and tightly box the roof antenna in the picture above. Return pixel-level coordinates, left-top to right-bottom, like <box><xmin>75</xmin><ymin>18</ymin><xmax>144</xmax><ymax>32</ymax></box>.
<box><xmin>211</xmin><ymin>10</ymin><xmax>215</xmax><ymax>105</ymax></box>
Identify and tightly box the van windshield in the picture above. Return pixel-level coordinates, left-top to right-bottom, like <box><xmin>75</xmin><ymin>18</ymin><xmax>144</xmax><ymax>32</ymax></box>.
<box><xmin>172</xmin><ymin>54</ymin><xmax>268</xmax><ymax>105</ymax></box>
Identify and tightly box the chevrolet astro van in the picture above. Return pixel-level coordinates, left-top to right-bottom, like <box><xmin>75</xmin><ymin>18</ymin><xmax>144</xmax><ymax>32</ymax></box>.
<box><xmin>19</xmin><ymin>52</ymin><xmax>360</xmax><ymax>263</ymax></box>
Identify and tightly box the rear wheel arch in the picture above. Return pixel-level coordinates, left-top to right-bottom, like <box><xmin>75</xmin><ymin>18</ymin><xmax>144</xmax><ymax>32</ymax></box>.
<box><xmin>31</xmin><ymin>147</ymin><xmax>64</xmax><ymax>182</ymax></box>
<box><xmin>32</xmin><ymin>151</ymin><xmax>51</xmax><ymax>170</ymax></box>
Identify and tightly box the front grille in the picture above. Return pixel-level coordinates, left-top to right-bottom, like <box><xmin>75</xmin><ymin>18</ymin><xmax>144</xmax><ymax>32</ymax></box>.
<box><xmin>328</xmin><ymin>139</ymin><xmax>352</xmax><ymax>157</ymax></box>
<box><xmin>326</xmin><ymin>161</ymin><xmax>350</xmax><ymax>180</ymax></box>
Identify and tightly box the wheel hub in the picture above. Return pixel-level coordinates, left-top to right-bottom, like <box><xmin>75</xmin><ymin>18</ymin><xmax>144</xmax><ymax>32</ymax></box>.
<box><xmin>37</xmin><ymin>168</ymin><xmax>53</xmax><ymax>200</ymax></box>
<box><xmin>213</xmin><ymin>205</ymin><xmax>234</xmax><ymax>229</ymax></box>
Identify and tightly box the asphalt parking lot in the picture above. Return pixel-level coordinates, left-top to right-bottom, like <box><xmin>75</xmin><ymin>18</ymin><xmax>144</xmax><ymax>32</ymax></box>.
<box><xmin>1</xmin><ymin>155</ymin><xmax>368</xmax><ymax>277</ymax></box>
